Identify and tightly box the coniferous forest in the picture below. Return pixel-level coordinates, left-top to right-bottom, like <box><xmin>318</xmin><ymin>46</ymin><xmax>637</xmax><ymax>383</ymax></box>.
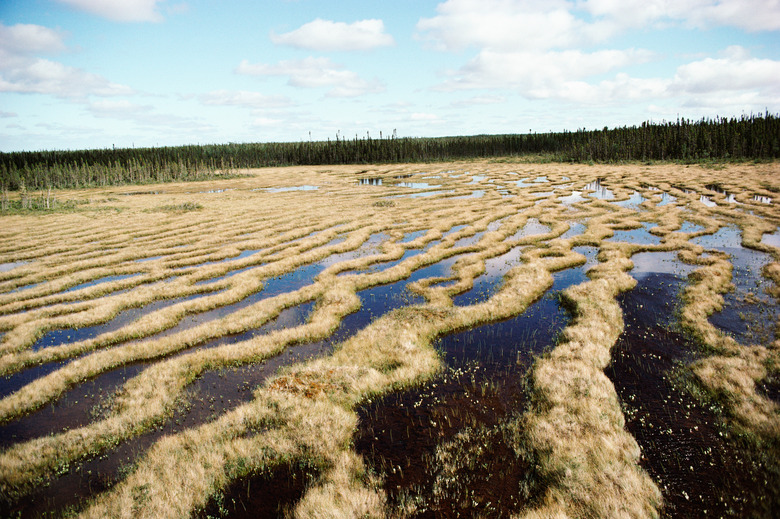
<box><xmin>1</xmin><ymin>113</ymin><xmax>778</xmax><ymax>190</ymax></box>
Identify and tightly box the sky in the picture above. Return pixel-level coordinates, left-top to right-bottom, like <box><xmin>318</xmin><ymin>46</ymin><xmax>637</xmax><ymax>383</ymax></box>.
<box><xmin>0</xmin><ymin>0</ymin><xmax>778</xmax><ymax>152</ymax></box>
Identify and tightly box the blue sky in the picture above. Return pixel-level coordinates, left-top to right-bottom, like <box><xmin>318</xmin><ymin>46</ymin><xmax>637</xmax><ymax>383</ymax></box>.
<box><xmin>1</xmin><ymin>0</ymin><xmax>778</xmax><ymax>152</ymax></box>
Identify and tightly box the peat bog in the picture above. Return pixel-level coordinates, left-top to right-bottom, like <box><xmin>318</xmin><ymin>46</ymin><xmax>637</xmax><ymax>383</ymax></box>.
<box><xmin>0</xmin><ymin>161</ymin><xmax>778</xmax><ymax>518</ymax></box>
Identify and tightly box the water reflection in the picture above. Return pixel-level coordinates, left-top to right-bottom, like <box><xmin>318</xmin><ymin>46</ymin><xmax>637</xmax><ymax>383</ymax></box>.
<box><xmin>584</xmin><ymin>179</ymin><xmax>614</xmax><ymax>199</ymax></box>
<box><xmin>264</xmin><ymin>185</ymin><xmax>319</xmax><ymax>193</ymax></box>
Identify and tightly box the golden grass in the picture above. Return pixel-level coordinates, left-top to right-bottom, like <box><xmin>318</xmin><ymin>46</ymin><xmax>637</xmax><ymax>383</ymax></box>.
<box><xmin>0</xmin><ymin>161</ymin><xmax>777</xmax><ymax>517</ymax></box>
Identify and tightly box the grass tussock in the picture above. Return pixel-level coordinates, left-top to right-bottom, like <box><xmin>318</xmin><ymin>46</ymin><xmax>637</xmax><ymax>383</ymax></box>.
<box><xmin>0</xmin><ymin>160</ymin><xmax>777</xmax><ymax>517</ymax></box>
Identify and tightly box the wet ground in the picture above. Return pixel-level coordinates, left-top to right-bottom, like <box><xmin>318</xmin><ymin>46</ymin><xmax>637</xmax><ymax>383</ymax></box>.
<box><xmin>0</xmin><ymin>163</ymin><xmax>778</xmax><ymax>518</ymax></box>
<box><xmin>607</xmin><ymin>253</ymin><xmax>779</xmax><ymax>518</ymax></box>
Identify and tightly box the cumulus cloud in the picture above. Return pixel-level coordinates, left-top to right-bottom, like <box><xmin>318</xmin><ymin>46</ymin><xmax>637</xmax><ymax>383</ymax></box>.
<box><xmin>0</xmin><ymin>22</ymin><xmax>134</xmax><ymax>98</ymax></box>
<box><xmin>419</xmin><ymin>0</ymin><xmax>779</xmax><ymax>55</ymax></box>
<box><xmin>417</xmin><ymin>0</ymin><xmax>615</xmax><ymax>51</ymax></box>
<box><xmin>436</xmin><ymin>48</ymin><xmax>653</xmax><ymax>93</ymax></box>
<box><xmin>450</xmin><ymin>95</ymin><xmax>507</xmax><ymax>107</ymax></box>
<box><xmin>88</xmin><ymin>99</ymin><xmax>213</xmax><ymax>131</ymax></box>
<box><xmin>581</xmin><ymin>0</ymin><xmax>780</xmax><ymax>32</ymax></box>
<box><xmin>199</xmin><ymin>90</ymin><xmax>293</xmax><ymax>109</ymax></box>
<box><xmin>271</xmin><ymin>18</ymin><xmax>394</xmax><ymax>51</ymax></box>
<box><xmin>556</xmin><ymin>47</ymin><xmax>780</xmax><ymax>108</ymax></box>
<box><xmin>236</xmin><ymin>57</ymin><xmax>385</xmax><ymax>98</ymax></box>
<box><xmin>54</xmin><ymin>0</ymin><xmax>166</xmax><ymax>23</ymax></box>
<box><xmin>0</xmin><ymin>57</ymin><xmax>134</xmax><ymax>97</ymax></box>
<box><xmin>0</xmin><ymin>24</ymin><xmax>66</xmax><ymax>55</ymax></box>
<box><xmin>88</xmin><ymin>99</ymin><xmax>153</xmax><ymax>117</ymax></box>
<box><xmin>671</xmin><ymin>46</ymin><xmax>780</xmax><ymax>94</ymax></box>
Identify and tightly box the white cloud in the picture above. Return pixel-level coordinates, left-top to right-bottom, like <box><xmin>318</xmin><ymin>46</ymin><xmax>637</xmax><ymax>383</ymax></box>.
<box><xmin>55</xmin><ymin>0</ymin><xmax>166</xmax><ymax>22</ymax></box>
<box><xmin>551</xmin><ymin>47</ymin><xmax>780</xmax><ymax>108</ymax></box>
<box><xmin>236</xmin><ymin>57</ymin><xmax>385</xmax><ymax>98</ymax></box>
<box><xmin>419</xmin><ymin>0</ymin><xmax>780</xmax><ymax>56</ymax></box>
<box><xmin>87</xmin><ymin>99</ymin><xmax>214</xmax><ymax>131</ymax></box>
<box><xmin>271</xmin><ymin>18</ymin><xmax>395</xmax><ymax>51</ymax></box>
<box><xmin>0</xmin><ymin>57</ymin><xmax>134</xmax><ymax>97</ymax></box>
<box><xmin>199</xmin><ymin>90</ymin><xmax>293</xmax><ymax>109</ymax></box>
<box><xmin>581</xmin><ymin>0</ymin><xmax>780</xmax><ymax>32</ymax></box>
<box><xmin>417</xmin><ymin>0</ymin><xmax>615</xmax><ymax>52</ymax></box>
<box><xmin>436</xmin><ymin>48</ymin><xmax>653</xmax><ymax>92</ymax></box>
<box><xmin>433</xmin><ymin>43</ymin><xmax>779</xmax><ymax>111</ymax></box>
<box><xmin>671</xmin><ymin>46</ymin><xmax>780</xmax><ymax>95</ymax></box>
<box><xmin>88</xmin><ymin>99</ymin><xmax>152</xmax><ymax>117</ymax></box>
<box><xmin>451</xmin><ymin>95</ymin><xmax>507</xmax><ymax>107</ymax></box>
<box><xmin>0</xmin><ymin>22</ymin><xmax>133</xmax><ymax>98</ymax></box>
<box><xmin>0</xmin><ymin>24</ymin><xmax>66</xmax><ymax>55</ymax></box>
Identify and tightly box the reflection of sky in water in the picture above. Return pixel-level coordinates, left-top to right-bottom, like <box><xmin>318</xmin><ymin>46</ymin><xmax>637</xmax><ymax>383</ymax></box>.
<box><xmin>197</xmin><ymin>249</ymin><xmax>261</xmax><ymax>269</ymax></box>
<box><xmin>397</xmin><ymin>182</ymin><xmax>441</xmax><ymax>189</ymax></box>
<box><xmin>629</xmin><ymin>251</ymin><xmax>696</xmax><ymax>280</ymax></box>
<box><xmin>714</xmin><ymin>245</ymin><xmax>778</xmax><ymax>345</ymax></box>
<box><xmin>678</xmin><ymin>221</ymin><xmax>706</xmax><ymax>234</ymax></box>
<box><xmin>761</xmin><ymin>230</ymin><xmax>780</xmax><ymax>247</ymax></box>
<box><xmin>200</xmin><ymin>300</ymin><xmax>316</xmax><ymax>348</ymax></box>
<box><xmin>534</xmin><ymin>176</ymin><xmax>549</xmax><ymax>183</ymax></box>
<box><xmin>9</xmin><ymin>282</ymin><xmax>41</xmax><ymax>294</ymax></box>
<box><xmin>64</xmin><ymin>273</ymin><xmax>142</xmax><ymax>293</ymax></box>
<box><xmin>691</xmin><ymin>226</ymin><xmax>742</xmax><ymax>248</ymax></box>
<box><xmin>510</xmin><ymin>218</ymin><xmax>550</xmax><ymax>239</ymax></box>
<box><xmin>468</xmin><ymin>175</ymin><xmax>487</xmax><ymax>184</ymax></box>
<box><xmin>690</xmin><ymin>226</ymin><xmax>777</xmax><ymax>345</ymax></box>
<box><xmin>532</xmin><ymin>191</ymin><xmax>555</xmax><ymax>198</ymax></box>
<box><xmin>452</xmin><ymin>245</ymin><xmax>526</xmax><ymax>306</ymax></box>
<box><xmin>658</xmin><ymin>192</ymin><xmax>677</xmax><ymax>206</ymax></box>
<box><xmin>585</xmin><ymin>179</ymin><xmax>614</xmax><ymax>199</ymax></box>
<box><xmin>400</xmin><ymin>230</ymin><xmax>427</xmax><ymax>243</ymax></box>
<box><xmin>559</xmin><ymin>190</ymin><xmax>588</xmax><ymax>205</ymax></box>
<box><xmin>453</xmin><ymin>231</ymin><xmax>486</xmax><ymax>248</ymax></box>
<box><xmin>607</xmin><ymin>222</ymin><xmax>661</xmax><ymax>245</ymax></box>
<box><xmin>753</xmin><ymin>195</ymin><xmax>772</xmax><ymax>204</ymax></box>
<box><xmin>0</xmin><ymin>261</ymin><xmax>28</xmax><ymax>272</ymax></box>
<box><xmin>446</xmin><ymin>251</ymin><xmax>589</xmax><ymax>366</ymax></box>
<box><xmin>358</xmin><ymin>178</ymin><xmax>382</xmax><ymax>186</ymax></box>
<box><xmin>699</xmin><ymin>195</ymin><xmax>716</xmax><ymax>207</ymax></box>
<box><xmin>515</xmin><ymin>178</ymin><xmax>535</xmax><ymax>188</ymax></box>
<box><xmin>390</xmin><ymin>190</ymin><xmax>452</xmax><ymax>198</ymax></box>
<box><xmin>442</xmin><ymin>225</ymin><xmax>467</xmax><ymax>239</ymax></box>
<box><xmin>454</xmin><ymin>190</ymin><xmax>485</xmax><ymax>199</ymax></box>
<box><xmin>613</xmin><ymin>192</ymin><xmax>647</xmax><ymax>208</ymax></box>
<box><xmin>487</xmin><ymin>216</ymin><xmax>509</xmax><ymax>232</ymax></box>
<box><xmin>33</xmin><ymin>290</ymin><xmax>221</xmax><ymax>351</ymax></box>
<box><xmin>340</xmin><ymin>247</ymin><xmax>428</xmax><ymax>277</ymax></box>
<box><xmin>135</xmin><ymin>256</ymin><xmax>164</xmax><ymax>263</ymax></box>
<box><xmin>265</xmin><ymin>185</ymin><xmax>319</xmax><ymax>192</ymax></box>
<box><xmin>560</xmin><ymin>222</ymin><xmax>587</xmax><ymax>239</ymax></box>
<box><xmin>316</xmin><ymin>233</ymin><xmax>390</xmax><ymax>268</ymax></box>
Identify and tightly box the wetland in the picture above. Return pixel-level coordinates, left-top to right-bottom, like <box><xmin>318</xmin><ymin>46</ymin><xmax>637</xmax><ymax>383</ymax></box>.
<box><xmin>0</xmin><ymin>161</ymin><xmax>778</xmax><ymax>518</ymax></box>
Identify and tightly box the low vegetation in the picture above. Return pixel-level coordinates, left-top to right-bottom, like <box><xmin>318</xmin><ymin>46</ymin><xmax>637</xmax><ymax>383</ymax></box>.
<box><xmin>0</xmin><ymin>160</ymin><xmax>777</xmax><ymax>517</ymax></box>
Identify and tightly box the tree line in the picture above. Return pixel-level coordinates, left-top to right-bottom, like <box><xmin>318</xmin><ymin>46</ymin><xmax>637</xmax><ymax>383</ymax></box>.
<box><xmin>1</xmin><ymin>113</ymin><xmax>778</xmax><ymax>190</ymax></box>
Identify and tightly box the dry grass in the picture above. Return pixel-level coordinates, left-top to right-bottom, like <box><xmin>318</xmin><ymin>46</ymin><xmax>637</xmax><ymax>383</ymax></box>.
<box><xmin>0</xmin><ymin>161</ymin><xmax>777</xmax><ymax>517</ymax></box>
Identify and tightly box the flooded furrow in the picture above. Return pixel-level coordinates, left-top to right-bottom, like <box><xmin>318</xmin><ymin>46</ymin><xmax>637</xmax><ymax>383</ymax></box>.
<box><xmin>353</xmin><ymin>254</ymin><xmax>593</xmax><ymax>516</ymax></box>
<box><xmin>606</xmin><ymin>251</ymin><xmax>779</xmax><ymax>517</ymax></box>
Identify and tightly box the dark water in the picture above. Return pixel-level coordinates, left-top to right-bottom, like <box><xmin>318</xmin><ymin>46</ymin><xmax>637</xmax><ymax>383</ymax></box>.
<box><xmin>692</xmin><ymin>226</ymin><xmax>778</xmax><ymax>345</ymax></box>
<box><xmin>353</xmin><ymin>257</ymin><xmax>593</xmax><ymax>517</ymax></box>
<box><xmin>607</xmin><ymin>252</ymin><xmax>779</xmax><ymax>518</ymax></box>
